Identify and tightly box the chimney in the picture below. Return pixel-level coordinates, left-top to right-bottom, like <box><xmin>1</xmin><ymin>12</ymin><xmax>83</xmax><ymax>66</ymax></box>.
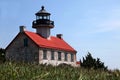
<box><xmin>56</xmin><ymin>34</ymin><xmax>63</xmax><ymax>39</ymax></box>
<box><xmin>20</xmin><ymin>26</ymin><xmax>26</xmax><ymax>32</ymax></box>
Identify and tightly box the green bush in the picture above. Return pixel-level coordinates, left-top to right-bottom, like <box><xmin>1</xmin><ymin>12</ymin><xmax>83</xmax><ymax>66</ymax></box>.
<box><xmin>80</xmin><ymin>52</ymin><xmax>108</xmax><ymax>70</ymax></box>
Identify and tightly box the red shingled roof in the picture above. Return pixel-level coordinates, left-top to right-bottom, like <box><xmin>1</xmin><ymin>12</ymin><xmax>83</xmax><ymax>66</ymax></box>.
<box><xmin>76</xmin><ymin>61</ymin><xmax>80</xmax><ymax>65</ymax></box>
<box><xmin>25</xmin><ymin>31</ymin><xmax>76</xmax><ymax>53</ymax></box>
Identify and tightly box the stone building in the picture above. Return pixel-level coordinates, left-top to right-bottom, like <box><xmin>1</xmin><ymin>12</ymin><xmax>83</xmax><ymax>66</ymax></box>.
<box><xmin>5</xmin><ymin>6</ymin><xmax>79</xmax><ymax>66</ymax></box>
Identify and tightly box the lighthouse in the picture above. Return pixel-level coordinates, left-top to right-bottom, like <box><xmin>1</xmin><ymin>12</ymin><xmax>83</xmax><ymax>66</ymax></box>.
<box><xmin>32</xmin><ymin>6</ymin><xmax>54</xmax><ymax>38</ymax></box>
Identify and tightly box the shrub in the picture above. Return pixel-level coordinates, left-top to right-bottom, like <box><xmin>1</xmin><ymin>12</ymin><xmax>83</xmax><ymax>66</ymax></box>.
<box><xmin>80</xmin><ymin>52</ymin><xmax>108</xmax><ymax>70</ymax></box>
<box><xmin>0</xmin><ymin>48</ymin><xmax>5</xmax><ymax>63</ymax></box>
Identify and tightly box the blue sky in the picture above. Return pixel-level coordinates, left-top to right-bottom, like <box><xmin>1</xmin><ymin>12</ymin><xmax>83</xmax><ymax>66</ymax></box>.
<box><xmin>0</xmin><ymin>0</ymin><xmax>120</xmax><ymax>69</ymax></box>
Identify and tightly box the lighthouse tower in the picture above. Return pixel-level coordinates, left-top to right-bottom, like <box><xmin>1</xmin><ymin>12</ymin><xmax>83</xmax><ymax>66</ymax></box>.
<box><xmin>32</xmin><ymin>6</ymin><xmax>54</xmax><ymax>38</ymax></box>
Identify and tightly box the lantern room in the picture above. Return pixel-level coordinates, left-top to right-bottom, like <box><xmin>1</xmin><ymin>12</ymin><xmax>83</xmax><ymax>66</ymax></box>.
<box><xmin>32</xmin><ymin>6</ymin><xmax>54</xmax><ymax>28</ymax></box>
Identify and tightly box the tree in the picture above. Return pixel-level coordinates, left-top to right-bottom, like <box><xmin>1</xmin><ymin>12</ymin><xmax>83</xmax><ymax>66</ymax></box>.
<box><xmin>0</xmin><ymin>48</ymin><xmax>5</xmax><ymax>63</ymax></box>
<box><xmin>80</xmin><ymin>52</ymin><xmax>107</xmax><ymax>70</ymax></box>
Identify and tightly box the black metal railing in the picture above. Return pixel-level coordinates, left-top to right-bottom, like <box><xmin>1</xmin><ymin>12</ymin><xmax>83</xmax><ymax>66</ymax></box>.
<box><xmin>32</xmin><ymin>19</ymin><xmax>54</xmax><ymax>26</ymax></box>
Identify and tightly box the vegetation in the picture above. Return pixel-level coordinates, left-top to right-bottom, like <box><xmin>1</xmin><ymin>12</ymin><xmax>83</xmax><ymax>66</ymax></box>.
<box><xmin>0</xmin><ymin>48</ymin><xmax>5</xmax><ymax>63</ymax></box>
<box><xmin>0</xmin><ymin>62</ymin><xmax>120</xmax><ymax>80</ymax></box>
<box><xmin>0</xmin><ymin>48</ymin><xmax>119</xmax><ymax>79</ymax></box>
<box><xmin>80</xmin><ymin>52</ymin><xmax>107</xmax><ymax>70</ymax></box>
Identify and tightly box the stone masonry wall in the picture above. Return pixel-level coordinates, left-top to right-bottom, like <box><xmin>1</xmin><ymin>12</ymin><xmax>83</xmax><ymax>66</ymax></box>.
<box><xmin>38</xmin><ymin>49</ymin><xmax>77</xmax><ymax>66</ymax></box>
<box><xmin>5</xmin><ymin>33</ymin><xmax>39</xmax><ymax>63</ymax></box>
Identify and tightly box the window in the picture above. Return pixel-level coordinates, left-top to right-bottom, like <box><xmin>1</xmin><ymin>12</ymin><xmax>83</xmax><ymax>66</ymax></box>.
<box><xmin>36</xmin><ymin>16</ymin><xmax>39</xmax><ymax>19</ymax></box>
<box><xmin>71</xmin><ymin>54</ymin><xmax>74</xmax><ymax>62</ymax></box>
<box><xmin>43</xmin><ymin>50</ymin><xmax>47</xmax><ymax>59</ymax></box>
<box><xmin>64</xmin><ymin>53</ymin><xmax>68</xmax><ymax>61</ymax></box>
<box><xmin>40</xmin><ymin>16</ymin><xmax>42</xmax><ymax>19</ymax></box>
<box><xmin>24</xmin><ymin>38</ymin><xmax>28</xmax><ymax>47</ymax></box>
<box><xmin>58</xmin><ymin>52</ymin><xmax>61</xmax><ymax>61</ymax></box>
<box><xmin>51</xmin><ymin>51</ymin><xmax>54</xmax><ymax>60</ymax></box>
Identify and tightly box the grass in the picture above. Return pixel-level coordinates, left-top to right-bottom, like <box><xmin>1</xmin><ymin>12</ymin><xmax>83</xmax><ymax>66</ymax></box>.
<box><xmin>0</xmin><ymin>62</ymin><xmax>120</xmax><ymax>80</ymax></box>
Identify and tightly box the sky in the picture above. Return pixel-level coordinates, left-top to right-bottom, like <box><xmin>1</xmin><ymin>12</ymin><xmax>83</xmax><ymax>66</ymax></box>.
<box><xmin>0</xmin><ymin>0</ymin><xmax>120</xmax><ymax>69</ymax></box>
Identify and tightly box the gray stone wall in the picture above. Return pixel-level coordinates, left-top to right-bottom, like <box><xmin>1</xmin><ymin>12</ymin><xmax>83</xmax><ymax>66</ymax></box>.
<box><xmin>5</xmin><ymin>33</ymin><xmax>39</xmax><ymax>63</ymax></box>
<box><xmin>38</xmin><ymin>49</ymin><xmax>77</xmax><ymax>66</ymax></box>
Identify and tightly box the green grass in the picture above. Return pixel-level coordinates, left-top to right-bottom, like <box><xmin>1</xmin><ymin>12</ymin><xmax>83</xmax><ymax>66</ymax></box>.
<box><xmin>0</xmin><ymin>62</ymin><xmax>120</xmax><ymax>80</ymax></box>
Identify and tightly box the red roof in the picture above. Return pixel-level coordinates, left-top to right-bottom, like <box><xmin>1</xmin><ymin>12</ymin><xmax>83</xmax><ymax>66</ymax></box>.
<box><xmin>76</xmin><ymin>61</ymin><xmax>80</xmax><ymax>65</ymax></box>
<box><xmin>25</xmin><ymin>31</ymin><xmax>76</xmax><ymax>53</ymax></box>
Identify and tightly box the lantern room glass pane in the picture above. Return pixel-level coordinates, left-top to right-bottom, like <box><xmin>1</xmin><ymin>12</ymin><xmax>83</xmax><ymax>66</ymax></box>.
<box><xmin>36</xmin><ymin>16</ymin><xmax>39</xmax><ymax>20</ymax></box>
